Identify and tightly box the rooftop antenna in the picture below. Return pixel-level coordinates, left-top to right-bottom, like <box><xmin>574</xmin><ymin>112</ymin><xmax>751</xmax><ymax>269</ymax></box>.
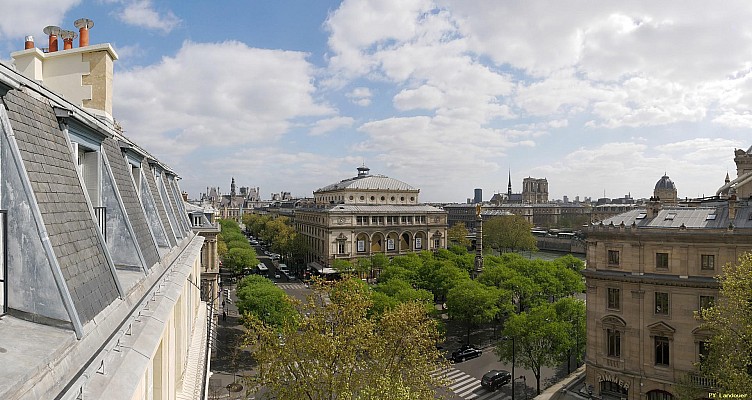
<box><xmin>43</xmin><ymin>25</ymin><xmax>61</xmax><ymax>52</ymax></box>
<box><xmin>74</xmin><ymin>18</ymin><xmax>94</xmax><ymax>47</ymax></box>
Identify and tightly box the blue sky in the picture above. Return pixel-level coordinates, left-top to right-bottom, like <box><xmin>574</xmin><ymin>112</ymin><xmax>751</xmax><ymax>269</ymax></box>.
<box><xmin>1</xmin><ymin>1</ymin><xmax>750</xmax><ymax>202</ymax></box>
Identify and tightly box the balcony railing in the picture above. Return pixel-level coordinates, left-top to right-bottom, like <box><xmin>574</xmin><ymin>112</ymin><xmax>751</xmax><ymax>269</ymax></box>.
<box><xmin>94</xmin><ymin>206</ymin><xmax>107</xmax><ymax>242</ymax></box>
<box><xmin>688</xmin><ymin>373</ymin><xmax>717</xmax><ymax>389</ymax></box>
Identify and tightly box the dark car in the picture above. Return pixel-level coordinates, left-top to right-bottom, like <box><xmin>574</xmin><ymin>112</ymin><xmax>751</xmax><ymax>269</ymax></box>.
<box><xmin>481</xmin><ymin>370</ymin><xmax>512</xmax><ymax>391</ymax></box>
<box><xmin>451</xmin><ymin>344</ymin><xmax>482</xmax><ymax>362</ymax></box>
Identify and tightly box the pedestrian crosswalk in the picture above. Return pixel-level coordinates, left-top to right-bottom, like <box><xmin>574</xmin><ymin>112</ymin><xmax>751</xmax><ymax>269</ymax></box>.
<box><xmin>434</xmin><ymin>367</ymin><xmax>507</xmax><ymax>400</ymax></box>
<box><xmin>275</xmin><ymin>283</ymin><xmax>308</xmax><ymax>290</ymax></box>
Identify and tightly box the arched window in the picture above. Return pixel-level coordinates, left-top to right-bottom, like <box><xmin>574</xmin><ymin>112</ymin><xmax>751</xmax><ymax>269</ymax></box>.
<box><xmin>646</xmin><ymin>390</ymin><xmax>673</xmax><ymax>400</ymax></box>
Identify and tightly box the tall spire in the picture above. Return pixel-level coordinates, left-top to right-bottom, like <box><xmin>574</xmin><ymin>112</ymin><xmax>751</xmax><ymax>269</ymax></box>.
<box><xmin>507</xmin><ymin>170</ymin><xmax>512</xmax><ymax>196</ymax></box>
<box><xmin>230</xmin><ymin>177</ymin><xmax>236</xmax><ymax>197</ymax></box>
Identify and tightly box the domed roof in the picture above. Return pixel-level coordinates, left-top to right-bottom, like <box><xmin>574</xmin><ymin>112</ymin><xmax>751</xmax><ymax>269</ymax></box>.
<box><xmin>655</xmin><ymin>174</ymin><xmax>676</xmax><ymax>190</ymax></box>
<box><xmin>315</xmin><ymin>166</ymin><xmax>417</xmax><ymax>193</ymax></box>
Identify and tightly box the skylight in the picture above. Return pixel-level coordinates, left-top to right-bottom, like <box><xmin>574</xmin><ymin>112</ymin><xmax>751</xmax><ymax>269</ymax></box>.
<box><xmin>706</xmin><ymin>214</ymin><xmax>716</xmax><ymax>220</ymax></box>
<box><xmin>665</xmin><ymin>213</ymin><xmax>676</xmax><ymax>221</ymax></box>
<box><xmin>636</xmin><ymin>212</ymin><xmax>647</xmax><ymax>219</ymax></box>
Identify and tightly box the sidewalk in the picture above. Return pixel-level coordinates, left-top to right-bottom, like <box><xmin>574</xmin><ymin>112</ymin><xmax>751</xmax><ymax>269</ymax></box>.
<box><xmin>535</xmin><ymin>365</ymin><xmax>588</xmax><ymax>400</ymax></box>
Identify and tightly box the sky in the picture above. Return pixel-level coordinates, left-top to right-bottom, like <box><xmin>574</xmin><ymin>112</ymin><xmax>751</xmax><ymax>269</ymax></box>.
<box><xmin>1</xmin><ymin>1</ymin><xmax>750</xmax><ymax>203</ymax></box>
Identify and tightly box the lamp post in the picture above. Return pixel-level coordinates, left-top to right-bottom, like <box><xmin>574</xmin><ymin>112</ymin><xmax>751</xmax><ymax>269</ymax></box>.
<box><xmin>502</xmin><ymin>336</ymin><xmax>516</xmax><ymax>400</ymax></box>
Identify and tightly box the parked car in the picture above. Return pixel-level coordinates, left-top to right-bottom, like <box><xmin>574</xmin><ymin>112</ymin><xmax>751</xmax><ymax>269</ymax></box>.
<box><xmin>451</xmin><ymin>344</ymin><xmax>482</xmax><ymax>363</ymax></box>
<box><xmin>271</xmin><ymin>253</ymin><xmax>281</xmax><ymax>260</ymax></box>
<box><xmin>480</xmin><ymin>370</ymin><xmax>512</xmax><ymax>391</ymax></box>
<box><xmin>274</xmin><ymin>272</ymin><xmax>281</xmax><ymax>279</ymax></box>
<box><xmin>249</xmin><ymin>240</ymin><xmax>258</xmax><ymax>245</ymax></box>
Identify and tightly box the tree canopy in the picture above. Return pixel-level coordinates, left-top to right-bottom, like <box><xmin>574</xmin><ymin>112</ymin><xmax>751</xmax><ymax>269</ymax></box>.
<box><xmin>236</xmin><ymin>275</ymin><xmax>298</xmax><ymax>331</ymax></box>
<box><xmin>244</xmin><ymin>278</ymin><xmax>449</xmax><ymax>400</ymax></box>
<box><xmin>447</xmin><ymin>222</ymin><xmax>471</xmax><ymax>248</ymax></box>
<box><xmin>223</xmin><ymin>247</ymin><xmax>259</xmax><ymax>275</ymax></box>
<box><xmin>482</xmin><ymin>215</ymin><xmax>538</xmax><ymax>254</ymax></box>
<box><xmin>479</xmin><ymin>253</ymin><xmax>584</xmax><ymax>312</ymax></box>
<box><xmin>446</xmin><ymin>280</ymin><xmax>505</xmax><ymax>344</ymax></box>
<box><xmin>699</xmin><ymin>253</ymin><xmax>752</xmax><ymax>395</ymax></box>
<box><xmin>494</xmin><ymin>301</ymin><xmax>574</xmax><ymax>395</ymax></box>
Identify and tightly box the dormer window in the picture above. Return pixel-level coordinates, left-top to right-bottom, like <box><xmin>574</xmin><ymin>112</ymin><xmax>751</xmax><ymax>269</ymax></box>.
<box><xmin>74</xmin><ymin>143</ymin><xmax>101</xmax><ymax>206</ymax></box>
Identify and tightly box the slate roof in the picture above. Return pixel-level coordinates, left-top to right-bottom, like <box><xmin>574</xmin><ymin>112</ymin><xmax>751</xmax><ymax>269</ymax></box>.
<box><xmin>3</xmin><ymin>89</ymin><xmax>119</xmax><ymax>323</ymax></box>
<box><xmin>655</xmin><ymin>174</ymin><xmax>676</xmax><ymax>190</ymax></box>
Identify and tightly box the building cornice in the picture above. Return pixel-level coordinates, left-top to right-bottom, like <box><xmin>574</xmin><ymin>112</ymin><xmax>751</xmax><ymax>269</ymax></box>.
<box><xmin>583</xmin><ymin>269</ymin><xmax>719</xmax><ymax>288</ymax></box>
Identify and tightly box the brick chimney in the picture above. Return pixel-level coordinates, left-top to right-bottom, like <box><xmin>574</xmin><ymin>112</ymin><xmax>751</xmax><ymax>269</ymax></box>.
<box><xmin>646</xmin><ymin>196</ymin><xmax>662</xmax><ymax>219</ymax></box>
<box><xmin>11</xmin><ymin>19</ymin><xmax>118</xmax><ymax>122</ymax></box>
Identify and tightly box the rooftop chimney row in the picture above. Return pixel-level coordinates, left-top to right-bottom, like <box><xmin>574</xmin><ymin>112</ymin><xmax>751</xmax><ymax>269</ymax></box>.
<box><xmin>32</xmin><ymin>19</ymin><xmax>93</xmax><ymax>53</ymax></box>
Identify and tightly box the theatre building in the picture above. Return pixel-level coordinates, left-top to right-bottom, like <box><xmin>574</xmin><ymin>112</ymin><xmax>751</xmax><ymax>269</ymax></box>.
<box><xmin>583</xmin><ymin>146</ymin><xmax>752</xmax><ymax>400</ymax></box>
<box><xmin>295</xmin><ymin>166</ymin><xmax>447</xmax><ymax>273</ymax></box>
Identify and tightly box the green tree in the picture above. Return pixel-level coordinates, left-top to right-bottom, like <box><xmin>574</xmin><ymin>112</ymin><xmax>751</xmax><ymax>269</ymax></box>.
<box><xmin>552</xmin><ymin>297</ymin><xmax>586</xmax><ymax>373</ymax></box>
<box><xmin>223</xmin><ymin>247</ymin><xmax>259</xmax><ymax>275</ymax></box>
<box><xmin>217</xmin><ymin>240</ymin><xmax>228</xmax><ymax>261</ymax></box>
<box><xmin>370</xmin><ymin>253</ymin><xmax>389</xmax><ymax>272</ymax></box>
<box><xmin>447</xmin><ymin>222</ymin><xmax>471</xmax><ymax>248</ymax></box>
<box><xmin>699</xmin><ymin>253</ymin><xmax>752</xmax><ymax>395</ymax></box>
<box><xmin>483</xmin><ymin>215</ymin><xmax>538</xmax><ymax>254</ymax></box>
<box><xmin>446</xmin><ymin>280</ymin><xmax>502</xmax><ymax>344</ymax></box>
<box><xmin>331</xmin><ymin>258</ymin><xmax>354</xmax><ymax>274</ymax></box>
<box><xmin>226</xmin><ymin>239</ymin><xmax>251</xmax><ymax>251</ymax></box>
<box><xmin>495</xmin><ymin>303</ymin><xmax>569</xmax><ymax>395</ymax></box>
<box><xmin>552</xmin><ymin>254</ymin><xmax>585</xmax><ymax>273</ymax></box>
<box><xmin>244</xmin><ymin>278</ymin><xmax>449</xmax><ymax>399</ymax></box>
<box><xmin>285</xmin><ymin>233</ymin><xmax>311</xmax><ymax>275</ymax></box>
<box><xmin>236</xmin><ymin>275</ymin><xmax>298</xmax><ymax>330</ymax></box>
<box><xmin>422</xmin><ymin>261</ymin><xmax>469</xmax><ymax>303</ymax></box>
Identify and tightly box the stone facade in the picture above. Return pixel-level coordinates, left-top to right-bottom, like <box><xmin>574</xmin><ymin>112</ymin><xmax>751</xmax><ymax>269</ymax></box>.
<box><xmin>296</xmin><ymin>166</ymin><xmax>448</xmax><ymax>270</ymax></box>
<box><xmin>522</xmin><ymin>177</ymin><xmax>549</xmax><ymax>204</ymax></box>
<box><xmin>583</xmin><ymin>146</ymin><xmax>752</xmax><ymax>400</ymax></box>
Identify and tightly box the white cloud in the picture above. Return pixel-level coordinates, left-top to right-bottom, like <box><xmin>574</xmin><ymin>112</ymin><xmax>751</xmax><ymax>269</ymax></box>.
<box><xmin>309</xmin><ymin>116</ymin><xmax>355</xmax><ymax>136</ymax></box>
<box><xmin>114</xmin><ymin>0</ymin><xmax>181</xmax><ymax>33</ymax></box>
<box><xmin>114</xmin><ymin>41</ymin><xmax>333</xmax><ymax>159</ymax></box>
<box><xmin>533</xmin><ymin>139</ymin><xmax>741</xmax><ymax>199</ymax></box>
<box><xmin>345</xmin><ymin>87</ymin><xmax>372</xmax><ymax>106</ymax></box>
<box><xmin>0</xmin><ymin>0</ymin><xmax>80</xmax><ymax>39</ymax></box>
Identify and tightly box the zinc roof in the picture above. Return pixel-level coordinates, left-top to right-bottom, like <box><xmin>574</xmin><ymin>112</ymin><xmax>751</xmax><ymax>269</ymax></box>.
<box><xmin>315</xmin><ymin>175</ymin><xmax>417</xmax><ymax>193</ymax></box>
<box><xmin>601</xmin><ymin>204</ymin><xmax>752</xmax><ymax>229</ymax></box>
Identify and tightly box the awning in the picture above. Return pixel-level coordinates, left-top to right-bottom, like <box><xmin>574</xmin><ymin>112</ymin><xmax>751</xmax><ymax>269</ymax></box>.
<box><xmin>307</xmin><ymin>261</ymin><xmax>338</xmax><ymax>275</ymax></box>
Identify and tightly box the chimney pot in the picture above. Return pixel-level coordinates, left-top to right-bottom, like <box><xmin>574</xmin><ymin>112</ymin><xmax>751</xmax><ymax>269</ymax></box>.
<box><xmin>74</xmin><ymin>18</ymin><xmax>94</xmax><ymax>47</ymax></box>
<box><xmin>43</xmin><ymin>25</ymin><xmax>61</xmax><ymax>52</ymax></box>
<box><xmin>24</xmin><ymin>35</ymin><xmax>34</xmax><ymax>50</ymax></box>
<box><xmin>61</xmin><ymin>30</ymin><xmax>77</xmax><ymax>50</ymax></box>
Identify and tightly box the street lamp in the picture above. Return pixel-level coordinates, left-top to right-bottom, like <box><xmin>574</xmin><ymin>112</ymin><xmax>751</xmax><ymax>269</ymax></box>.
<box><xmin>502</xmin><ymin>336</ymin><xmax>516</xmax><ymax>400</ymax></box>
